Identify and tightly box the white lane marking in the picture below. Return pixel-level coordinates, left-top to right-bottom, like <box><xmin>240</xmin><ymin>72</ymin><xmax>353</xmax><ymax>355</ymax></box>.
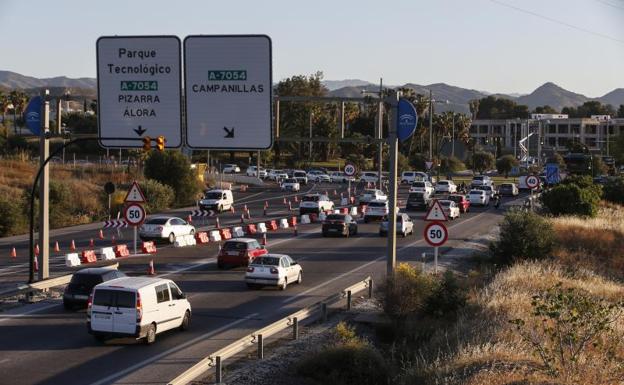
<box><xmin>0</xmin><ymin>302</ymin><xmax>60</xmax><ymax>324</ymax></box>
<box><xmin>86</xmin><ymin>312</ymin><xmax>260</xmax><ymax>385</ymax></box>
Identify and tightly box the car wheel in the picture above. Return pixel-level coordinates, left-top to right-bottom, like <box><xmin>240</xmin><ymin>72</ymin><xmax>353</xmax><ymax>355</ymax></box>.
<box><xmin>168</xmin><ymin>233</ymin><xmax>176</xmax><ymax>244</ymax></box>
<box><xmin>322</xmin><ymin>231</ymin><xmax>328</xmax><ymax>237</ymax></box>
<box><xmin>379</xmin><ymin>231</ymin><xmax>384</xmax><ymax>237</ymax></box>
<box><xmin>246</xmin><ymin>283</ymin><xmax>259</xmax><ymax>289</ymax></box>
<box><xmin>402</xmin><ymin>232</ymin><xmax>406</xmax><ymax>238</ymax></box>
<box><xmin>352</xmin><ymin>227</ymin><xmax>358</xmax><ymax>236</ymax></box>
<box><xmin>280</xmin><ymin>278</ymin><xmax>288</xmax><ymax>291</ymax></box>
<box><xmin>63</xmin><ymin>301</ymin><xmax>73</xmax><ymax>311</ymax></box>
<box><xmin>364</xmin><ymin>218</ymin><xmax>369</xmax><ymax>223</ymax></box>
<box><xmin>93</xmin><ymin>333</ymin><xmax>106</xmax><ymax>342</ymax></box>
<box><xmin>180</xmin><ymin>311</ymin><xmax>191</xmax><ymax>331</ymax></box>
<box><xmin>145</xmin><ymin>323</ymin><xmax>157</xmax><ymax>345</ymax></box>
<box><xmin>218</xmin><ymin>205</ymin><xmax>223</xmax><ymax>213</ymax></box>
<box><xmin>297</xmin><ymin>272</ymin><xmax>302</xmax><ymax>284</ymax></box>
<box><xmin>217</xmin><ymin>261</ymin><xmax>224</xmax><ymax>269</ymax></box>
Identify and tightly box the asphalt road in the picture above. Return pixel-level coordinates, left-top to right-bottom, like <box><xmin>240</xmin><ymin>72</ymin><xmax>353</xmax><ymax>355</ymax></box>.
<box><xmin>0</xmin><ymin>183</ymin><xmax>519</xmax><ymax>385</ymax></box>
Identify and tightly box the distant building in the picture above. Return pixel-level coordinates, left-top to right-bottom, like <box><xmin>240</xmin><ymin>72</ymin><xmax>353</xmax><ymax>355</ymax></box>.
<box><xmin>469</xmin><ymin>116</ymin><xmax>624</xmax><ymax>159</ymax></box>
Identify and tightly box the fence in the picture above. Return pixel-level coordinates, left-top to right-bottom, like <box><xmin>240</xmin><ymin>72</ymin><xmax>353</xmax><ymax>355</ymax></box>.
<box><xmin>168</xmin><ymin>276</ymin><xmax>373</xmax><ymax>385</ymax></box>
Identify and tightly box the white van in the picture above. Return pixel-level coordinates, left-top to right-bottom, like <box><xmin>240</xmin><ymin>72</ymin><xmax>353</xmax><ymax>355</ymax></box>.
<box><xmin>360</xmin><ymin>171</ymin><xmax>379</xmax><ymax>184</ymax></box>
<box><xmin>88</xmin><ymin>277</ymin><xmax>191</xmax><ymax>344</ymax></box>
<box><xmin>199</xmin><ymin>189</ymin><xmax>234</xmax><ymax>213</ymax></box>
<box><xmin>400</xmin><ymin>171</ymin><xmax>429</xmax><ymax>184</ymax></box>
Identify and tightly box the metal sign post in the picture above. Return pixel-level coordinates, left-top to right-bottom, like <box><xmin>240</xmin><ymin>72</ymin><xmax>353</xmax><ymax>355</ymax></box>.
<box><xmin>386</xmin><ymin>91</ymin><xmax>399</xmax><ymax>275</ymax></box>
<box><xmin>424</xmin><ymin>221</ymin><xmax>449</xmax><ymax>274</ymax></box>
<box><xmin>344</xmin><ymin>163</ymin><xmax>356</xmax><ymax>204</ymax></box>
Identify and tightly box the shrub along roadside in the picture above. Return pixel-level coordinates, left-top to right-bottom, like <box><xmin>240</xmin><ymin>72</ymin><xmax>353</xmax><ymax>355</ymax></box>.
<box><xmin>541</xmin><ymin>183</ymin><xmax>601</xmax><ymax>217</ymax></box>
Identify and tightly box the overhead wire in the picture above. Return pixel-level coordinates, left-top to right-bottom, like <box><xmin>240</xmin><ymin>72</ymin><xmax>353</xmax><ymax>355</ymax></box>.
<box><xmin>488</xmin><ymin>0</ymin><xmax>624</xmax><ymax>45</ymax></box>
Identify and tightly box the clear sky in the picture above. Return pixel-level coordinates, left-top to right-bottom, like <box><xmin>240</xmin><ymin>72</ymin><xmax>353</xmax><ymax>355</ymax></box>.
<box><xmin>1</xmin><ymin>0</ymin><xmax>622</xmax><ymax>97</ymax></box>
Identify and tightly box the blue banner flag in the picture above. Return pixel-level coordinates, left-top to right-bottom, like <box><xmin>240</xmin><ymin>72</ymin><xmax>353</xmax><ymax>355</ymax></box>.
<box><xmin>24</xmin><ymin>96</ymin><xmax>42</xmax><ymax>136</ymax></box>
<box><xmin>397</xmin><ymin>98</ymin><xmax>418</xmax><ymax>142</ymax></box>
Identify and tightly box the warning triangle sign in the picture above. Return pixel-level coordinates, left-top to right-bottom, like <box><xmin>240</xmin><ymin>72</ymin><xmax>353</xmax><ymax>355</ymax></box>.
<box><xmin>124</xmin><ymin>181</ymin><xmax>147</xmax><ymax>203</ymax></box>
<box><xmin>424</xmin><ymin>199</ymin><xmax>448</xmax><ymax>221</ymax></box>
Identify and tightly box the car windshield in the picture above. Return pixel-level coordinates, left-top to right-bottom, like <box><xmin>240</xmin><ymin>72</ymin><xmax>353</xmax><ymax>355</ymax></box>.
<box><xmin>440</xmin><ymin>201</ymin><xmax>452</xmax><ymax>207</ymax></box>
<box><xmin>363</xmin><ymin>190</ymin><xmax>376</xmax><ymax>195</ymax></box>
<box><xmin>501</xmin><ymin>184</ymin><xmax>512</xmax><ymax>188</ymax></box>
<box><xmin>203</xmin><ymin>192</ymin><xmax>222</xmax><ymax>199</ymax></box>
<box><xmin>283</xmin><ymin>178</ymin><xmax>296</xmax><ymax>183</ymax></box>
<box><xmin>302</xmin><ymin>195</ymin><xmax>319</xmax><ymax>202</ymax></box>
<box><xmin>368</xmin><ymin>202</ymin><xmax>386</xmax><ymax>207</ymax></box>
<box><xmin>252</xmin><ymin>256</ymin><xmax>281</xmax><ymax>266</ymax></box>
<box><xmin>408</xmin><ymin>193</ymin><xmax>424</xmax><ymax>200</ymax></box>
<box><xmin>145</xmin><ymin>218</ymin><xmax>168</xmax><ymax>225</ymax></box>
<box><xmin>69</xmin><ymin>273</ymin><xmax>102</xmax><ymax>288</ymax></box>
<box><xmin>469</xmin><ymin>190</ymin><xmax>483</xmax><ymax>195</ymax></box>
<box><xmin>294</xmin><ymin>172</ymin><xmax>306</xmax><ymax>177</ymax></box>
<box><xmin>474</xmin><ymin>176</ymin><xmax>484</xmax><ymax>180</ymax></box>
<box><xmin>447</xmin><ymin>195</ymin><xmax>461</xmax><ymax>203</ymax></box>
<box><xmin>438</xmin><ymin>181</ymin><xmax>448</xmax><ymax>185</ymax></box>
<box><xmin>326</xmin><ymin>214</ymin><xmax>346</xmax><ymax>221</ymax></box>
<box><xmin>223</xmin><ymin>241</ymin><xmax>248</xmax><ymax>251</ymax></box>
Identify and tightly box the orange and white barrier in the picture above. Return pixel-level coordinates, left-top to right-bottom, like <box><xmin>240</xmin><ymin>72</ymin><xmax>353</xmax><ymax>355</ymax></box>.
<box><xmin>65</xmin><ymin>253</ymin><xmax>81</xmax><ymax>267</ymax></box>
<box><xmin>99</xmin><ymin>247</ymin><xmax>116</xmax><ymax>261</ymax></box>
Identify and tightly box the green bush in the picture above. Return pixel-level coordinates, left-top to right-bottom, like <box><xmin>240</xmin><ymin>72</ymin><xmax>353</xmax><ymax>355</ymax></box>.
<box><xmin>496</xmin><ymin>154</ymin><xmax>519</xmax><ymax>177</ymax></box>
<box><xmin>490</xmin><ymin>209</ymin><xmax>555</xmax><ymax>265</ymax></box>
<box><xmin>561</xmin><ymin>174</ymin><xmax>594</xmax><ymax>189</ymax></box>
<box><xmin>144</xmin><ymin>151</ymin><xmax>202</xmax><ymax>206</ymax></box>
<box><xmin>541</xmin><ymin>183</ymin><xmax>600</xmax><ymax>217</ymax></box>
<box><xmin>0</xmin><ymin>195</ymin><xmax>25</xmax><ymax>237</ymax></box>
<box><xmin>381</xmin><ymin>263</ymin><xmax>437</xmax><ymax>323</ymax></box>
<box><xmin>472</xmin><ymin>151</ymin><xmax>495</xmax><ymax>173</ymax></box>
<box><xmin>296</xmin><ymin>345</ymin><xmax>389</xmax><ymax>385</ymax></box>
<box><xmin>440</xmin><ymin>156</ymin><xmax>466</xmax><ymax>173</ymax></box>
<box><xmin>424</xmin><ymin>270</ymin><xmax>467</xmax><ymax>318</ymax></box>
<box><xmin>49</xmin><ymin>180</ymin><xmax>75</xmax><ymax>227</ymax></box>
<box><xmin>141</xmin><ymin>179</ymin><xmax>174</xmax><ymax>214</ymax></box>
<box><xmin>603</xmin><ymin>176</ymin><xmax>624</xmax><ymax>205</ymax></box>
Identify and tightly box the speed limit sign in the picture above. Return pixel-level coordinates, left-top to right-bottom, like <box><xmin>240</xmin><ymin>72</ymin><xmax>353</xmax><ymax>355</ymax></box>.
<box><xmin>424</xmin><ymin>222</ymin><xmax>448</xmax><ymax>247</ymax></box>
<box><xmin>124</xmin><ymin>203</ymin><xmax>146</xmax><ymax>226</ymax></box>
<box><xmin>344</xmin><ymin>163</ymin><xmax>356</xmax><ymax>177</ymax></box>
<box><xmin>526</xmin><ymin>175</ymin><xmax>540</xmax><ymax>189</ymax></box>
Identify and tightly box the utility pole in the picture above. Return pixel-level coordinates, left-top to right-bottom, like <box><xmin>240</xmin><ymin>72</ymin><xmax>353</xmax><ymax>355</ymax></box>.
<box><xmin>429</xmin><ymin>89</ymin><xmax>433</xmax><ymax>161</ymax></box>
<box><xmin>386</xmin><ymin>89</ymin><xmax>399</xmax><ymax>276</ymax></box>
<box><xmin>377</xmin><ymin>78</ymin><xmax>383</xmax><ymax>188</ymax></box>
<box><xmin>308</xmin><ymin>112</ymin><xmax>313</xmax><ymax>163</ymax></box>
<box><xmin>38</xmin><ymin>90</ymin><xmax>50</xmax><ymax>280</ymax></box>
<box><xmin>451</xmin><ymin>113</ymin><xmax>455</xmax><ymax>158</ymax></box>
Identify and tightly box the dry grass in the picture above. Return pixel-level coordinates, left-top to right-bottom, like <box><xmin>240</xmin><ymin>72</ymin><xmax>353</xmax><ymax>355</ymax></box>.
<box><xmin>550</xmin><ymin>203</ymin><xmax>624</xmax><ymax>280</ymax></box>
<box><xmin>400</xmin><ymin>261</ymin><xmax>624</xmax><ymax>385</ymax></box>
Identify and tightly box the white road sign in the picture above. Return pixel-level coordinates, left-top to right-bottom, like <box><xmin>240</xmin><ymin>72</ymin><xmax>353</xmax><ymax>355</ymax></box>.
<box><xmin>424</xmin><ymin>222</ymin><xmax>448</xmax><ymax>247</ymax></box>
<box><xmin>424</xmin><ymin>199</ymin><xmax>448</xmax><ymax>221</ymax></box>
<box><xmin>97</xmin><ymin>36</ymin><xmax>182</xmax><ymax>148</ymax></box>
<box><xmin>344</xmin><ymin>163</ymin><xmax>356</xmax><ymax>176</ymax></box>
<box><xmin>124</xmin><ymin>181</ymin><xmax>146</xmax><ymax>203</ymax></box>
<box><xmin>124</xmin><ymin>203</ymin><xmax>146</xmax><ymax>226</ymax></box>
<box><xmin>526</xmin><ymin>175</ymin><xmax>540</xmax><ymax>189</ymax></box>
<box><xmin>184</xmin><ymin>35</ymin><xmax>272</xmax><ymax>150</ymax></box>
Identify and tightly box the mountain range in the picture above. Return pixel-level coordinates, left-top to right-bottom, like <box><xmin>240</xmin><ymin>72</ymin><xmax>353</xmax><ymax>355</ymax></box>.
<box><xmin>1</xmin><ymin>70</ymin><xmax>621</xmax><ymax>114</ymax></box>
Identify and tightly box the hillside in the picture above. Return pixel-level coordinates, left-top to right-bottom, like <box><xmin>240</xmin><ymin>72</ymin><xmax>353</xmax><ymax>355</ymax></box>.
<box><xmin>0</xmin><ymin>71</ymin><xmax>96</xmax><ymax>89</ymax></box>
<box><xmin>517</xmin><ymin>82</ymin><xmax>590</xmax><ymax>110</ymax></box>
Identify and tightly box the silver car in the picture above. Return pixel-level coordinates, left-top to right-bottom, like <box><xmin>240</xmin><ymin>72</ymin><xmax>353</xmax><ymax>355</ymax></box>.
<box><xmin>139</xmin><ymin>216</ymin><xmax>196</xmax><ymax>244</ymax></box>
<box><xmin>379</xmin><ymin>213</ymin><xmax>414</xmax><ymax>237</ymax></box>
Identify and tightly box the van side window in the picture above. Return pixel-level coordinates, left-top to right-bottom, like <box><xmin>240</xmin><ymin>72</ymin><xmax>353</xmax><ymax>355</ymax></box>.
<box><xmin>155</xmin><ymin>284</ymin><xmax>170</xmax><ymax>303</ymax></box>
<box><xmin>169</xmin><ymin>283</ymin><xmax>184</xmax><ymax>300</ymax></box>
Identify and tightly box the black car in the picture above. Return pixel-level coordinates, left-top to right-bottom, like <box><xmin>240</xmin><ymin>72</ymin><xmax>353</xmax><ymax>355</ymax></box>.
<box><xmin>406</xmin><ymin>192</ymin><xmax>431</xmax><ymax>211</ymax></box>
<box><xmin>322</xmin><ymin>214</ymin><xmax>358</xmax><ymax>237</ymax></box>
<box><xmin>63</xmin><ymin>268</ymin><xmax>126</xmax><ymax>310</ymax></box>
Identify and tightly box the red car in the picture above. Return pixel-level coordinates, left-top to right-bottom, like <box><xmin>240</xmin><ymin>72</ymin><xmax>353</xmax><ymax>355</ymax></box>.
<box><xmin>218</xmin><ymin>238</ymin><xmax>268</xmax><ymax>269</ymax></box>
<box><xmin>448</xmin><ymin>194</ymin><xmax>470</xmax><ymax>213</ymax></box>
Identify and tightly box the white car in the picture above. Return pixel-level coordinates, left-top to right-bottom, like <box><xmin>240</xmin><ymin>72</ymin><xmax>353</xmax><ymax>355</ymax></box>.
<box><xmin>307</xmin><ymin>171</ymin><xmax>331</xmax><ymax>183</ymax></box>
<box><xmin>139</xmin><ymin>216</ymin><xmax>195</xmax><ymax>244</ymax></box>
<box><xmin>379</xmin><ymin>213</ymin><xmax>414</xmax><ymax>237</ymax></box>
<box><xmin>299</xmin><ymin>193</ymin><xmax>334</xmax><ymax>215</ymax></box>
<box><xmin>245</xmin><ymin>254</ymin><xmax>303</xmax><ymax>290</ymax></box>
<box><xmin>474</xmin><ymin>185</ymin><xmax>496</xmax><ymax>199</ymax></box>
<box><xmin>400</xmin><ymin>171</ymin><xmax>430</xmax><ymax>184</ymax></box>
<box><xmin>88</xmin><ymin>277</ymin><xmax>191</xmax><ymax>344</ymax></box>
<box><xmin>222</xmin><ymin>164</ymin><xmax>240</xmax><ymax>173</ymax></box>
<box><xmin>358</xmin><ymin>189</ymin><xmax>388</xmax><ymax>205</ymax></box>
<box><xmin>268</xmin><ymin>169</ymin><xmax>288</xmax><ymax>181</ymax></box>
<box><xmin>246</xmin><ymin>166</ymin><xmax>267</xmax><ymax>178</ymax></box>
<box><xmin>439</xmin><ymin>200</ymin><xmax>460</xmax><ymax>220</ymax></box>
<box><xmin>435</xmin><ymin>180</ymin><xmax>457</xmax><ymax>194</ymax></box>
<box><xmin>198</xmin><ymin>189</ymin><xmax>234</xmax><ymax>213</ymax></box>
<box><xmin>364</xmin><ymin>199</ymin><xmax>399</xmax><ymax>223</ymax></box>
<box><xmin>329</xmin><ymin>171</ymin><xmax>355</xmax><ymax>183</ymax></box>
<box><xmin>468</xmin><ymin>189</ymin><xmax>490</xmax><ymax>206</ymax></box>
<box><xmin>471</xmin><ymin>175</ymin><xmax>493</xmax><ymax>187</ymax></box>
<box><xmin>292</xmin><ymin>170</ymin><xmax>308</xmax><ymax>185</ymax></box>
<box><xmin>280</xmin><ymin>178</ymin><xmax>301</xmax><ymax>192</ymax></box>
<box><xmin>359</xmin><ymin>171</ymin><xmax>380</xmax><ymax>184</ymax></box>
<box><xmin>409</xmin><ymin>181</ymin><xmax>435</xmax><ymax>196</ymax></box>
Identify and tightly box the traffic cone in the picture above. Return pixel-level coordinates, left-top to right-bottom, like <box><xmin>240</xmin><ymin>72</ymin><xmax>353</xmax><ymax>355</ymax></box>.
<box><xmin>246</xmin><ymin>209</ymin><xmax>251</xmax><ymax>220</ymax></box>
<box><xmin>111</xmin><ymin>235</ymin><xmax>116</xmax><ymax>245</ymax></box>
<box><xmin>340</xmin><ymin>192</ymin><xmax>344</xmax><ymax>199</ymax></box>
<box><xmin>244</xmin><ymin>204</ymin><xmax>248</xmax><ymax>214</ymax></box>
<box><xmin>187</xmin><ymin>214</ymin><xmax>193</xmax><ymax>224</ymax></box>
<box><xmin>264</xmin><ymin>201</ymin><xmax>269</xmax><ymax>209</ymax></box>
<box><xmin>70</xmin><ymin>240</ymin><xmax>76</xmax><ymax>251</ymax></box>
<box><xmin>34</xmin><ymin>244</ymin><xmax>40</xmax><ymax>256</ymax></box>
<box><xmin>99</xmin><ymin>229</ymin><xmax>104</xmax><ymax>240</ymax></box>
<box><xmin>294</xmin><ymin>195</ymin><xmax>299</xmax><ymax>203</ymax></box>
<box><xmin>216</xmin><ymin>217</ymin><xmax>221</xmax><ymax>229</ymax></box>
<box><xmin>288</xmin><ymin>201</ymin><xmax>292</xmax><ymax>211</ymax></box>
<box><xmin>334</xmin><ymin>189</ymin><xmax>337</xmax><ymax>196</ymax></box>
<box><xmin>240</xmin><ymin>214</ymin><xmax>245</xmax><ymax>224</ymax></box>
<box><xmin>33</xmin><ymin>257</ymin><xmax>39</xmax><ymax>272</ymax></box>
<box><xmin>283</xmin><ymin>197</ymin><xmax>287</xmax><ymax>205</ymax></box>
<box><xmin>54</xmin><ymin>241</ymin><xmax>60</xmax><ymax>252</ymax></box>
<box><xmin>293</xmin><ymin>225</ymin><xmax>298</xmax><ymax>237</ymax></box>
<box><xmin>262</xmin><ymin>233</ymin><xmax>267</xmax><ymax>246</ymax></box>
<box><xmin>10</xmin><ymin>247</ymin><xmax>16</xmax><ymax>259</ymax></box>
<box><xmin>263</xmin><ymin>207</ymin><xmax>267</xmax><ymax>216</ymax></box>
<box><xmin>147</xmin><ymin>259</ymin><xmax>155</xmax><ymax>276</ymax></box>
<box><xmin>325</xmin><ymin>190</ymin><xmax>329</xmax><ymax>196</ymax></box>
<box><xmin>89</xmin><ymin>238</ymin><xmax>94</xmax><ymax>248</ymax></box>
<box><xmin>230</xmin><ymin>206</ymin><xmax>235</xmax><ymax>214</ymax></box>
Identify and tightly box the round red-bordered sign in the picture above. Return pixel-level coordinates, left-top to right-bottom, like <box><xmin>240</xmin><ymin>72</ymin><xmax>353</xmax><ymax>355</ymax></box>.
<box><xmin>424</xmin><ymin>221</ymin><xmax>448</xmax><ymax>247</ymax></box>
<box><xmin>526</xmin><ymin>175</ymin><xmax>540</xmax><ymax>189</ymax></box>
<box><xmin>344</xmin><ymin>163</ymin><xmax>356</xmax><ymax>177</ymax></box>
<box><xmin>124</xmin><ymin>203</ymin><xmax>146</xmax><ymax>226</ymax></box>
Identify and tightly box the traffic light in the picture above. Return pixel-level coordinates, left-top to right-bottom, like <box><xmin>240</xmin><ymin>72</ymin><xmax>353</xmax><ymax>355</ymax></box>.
<box><xmin>156</xmin><ymin>136</ymin><xmax>166</xmax><ymax>151</ymax></box>
<box><xmin>142</xmin><ymin>136</ymin><xmax>151</xmax><ymax>152</ymax></box>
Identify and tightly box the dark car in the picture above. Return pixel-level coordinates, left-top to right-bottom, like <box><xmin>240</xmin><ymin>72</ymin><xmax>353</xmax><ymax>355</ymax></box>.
<box><xmin>405</xmin><ymin>192</ymin><xmax>431</xmax><ymax>211</ymax></box>
<box><xmin>63</xmin><ymin>268</ymin><xmax>126</xmax><ymax>310</ymax></box>
<box><xmin>322</xmin><ymin>214</ymin><xmax>358</xmax><ymax>237</ymax></box>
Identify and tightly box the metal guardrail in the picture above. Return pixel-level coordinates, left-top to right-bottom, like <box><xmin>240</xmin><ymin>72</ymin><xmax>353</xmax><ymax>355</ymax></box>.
<box><xmin>168</xmin><ymin>276</ymin><xmax>373</xmax><ymax>385</ymax></box>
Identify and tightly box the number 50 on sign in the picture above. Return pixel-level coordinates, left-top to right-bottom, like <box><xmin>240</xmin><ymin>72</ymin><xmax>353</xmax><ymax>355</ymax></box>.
<box><xmin>424</xmin><ymin>222</ymin><xmax>448</xmax><ymax>247</ymax></box>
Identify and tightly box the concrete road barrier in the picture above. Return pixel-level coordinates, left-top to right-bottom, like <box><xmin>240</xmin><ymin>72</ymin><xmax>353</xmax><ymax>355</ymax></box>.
<box><xmin>232</xmin><ymin>226</ymin><xmax>245</xmax><ymax>238</ymax></box>
<box><xmin>279</xmin><ymin>218</ymin><xmax>289</xmax><ymax>229</ymax></box>
<box><xmin>257</xmin><ymin>222</ymin><xmax>267</xmax><ymax>233</ymax></box>
<box><xmin>99</xmin><ymin>247</ymin><xmax>116</xmax><ymax>261</ymax></box>
<box><xmin>65</xmin><ymin>253</ymin><xmax>81</xmax><ymax>267</ymax></box>
<box><xmin>209</xmin><ymin>230</ymin><xmax>222</xmax><ymax>242</ymax></box>
<box><xmin>174</xmin><ymin>236</ymin><xmax>188</xmax><ymax>248</ymax></box>
<box><xmin>300</xmin><ymin>214</ymin><xmax>311</xmax><ymax>224</ymax></box>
